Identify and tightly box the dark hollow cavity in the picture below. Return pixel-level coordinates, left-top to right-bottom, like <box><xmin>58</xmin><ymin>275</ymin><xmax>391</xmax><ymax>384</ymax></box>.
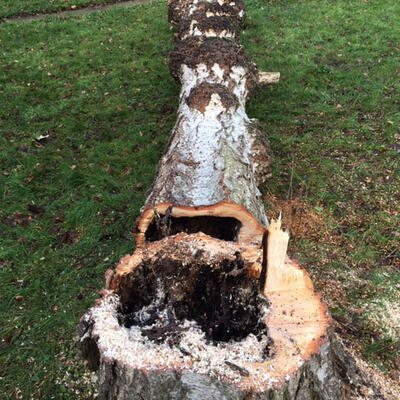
<box><xmin>117</xmin><ymin>255</ymin><xmax>269</xmax><ymax>345</ymax></box>
<box><xmin>145</xmin><ymin>215</ymin><xmax>241</xmax><ymax>242</ymax></box>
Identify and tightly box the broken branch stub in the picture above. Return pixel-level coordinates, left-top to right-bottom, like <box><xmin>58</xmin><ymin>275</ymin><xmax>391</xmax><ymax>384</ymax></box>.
<box><xmin>78</xmin><ymin>0</ymin><xmax>383</xmax><ymax>399</ymax></box>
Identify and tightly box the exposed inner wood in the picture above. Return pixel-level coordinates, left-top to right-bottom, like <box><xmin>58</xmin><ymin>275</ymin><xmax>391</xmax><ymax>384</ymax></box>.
<box><xmin>263</xmin><ymin>218</ymin><xmax>313</xmax><ymax>293</ymax></box>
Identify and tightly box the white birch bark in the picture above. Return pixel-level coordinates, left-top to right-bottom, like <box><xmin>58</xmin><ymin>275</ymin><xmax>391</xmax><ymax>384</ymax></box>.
<box><xmin>144</xmin><ymin>0</ymin><xmax>273</xmax><ymax>226</ymax></box>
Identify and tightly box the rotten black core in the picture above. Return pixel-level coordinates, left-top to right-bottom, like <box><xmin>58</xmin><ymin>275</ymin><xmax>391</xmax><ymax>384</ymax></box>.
<box><xmin>145</xmin><ymin>215</ymin><xmax>241</xmax><ymax>242</ymax></box>
<box><xmin>117</xmin><ymin>253</ymin><xmax>269</xmax><ymax>344</ymax></box>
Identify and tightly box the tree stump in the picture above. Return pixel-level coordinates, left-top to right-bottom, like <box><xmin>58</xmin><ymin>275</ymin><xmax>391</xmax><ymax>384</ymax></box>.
<box><xmin>78</xmin><ymin>0</ymin><xmax>385</xmax><ymax>398</ymax></box>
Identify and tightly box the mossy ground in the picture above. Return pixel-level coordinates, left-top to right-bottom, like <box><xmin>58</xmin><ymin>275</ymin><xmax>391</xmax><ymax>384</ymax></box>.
<box><xmin>0</xmin><ymin>0</ymin><xmax>399</xmax><ymax>398</ymax></box>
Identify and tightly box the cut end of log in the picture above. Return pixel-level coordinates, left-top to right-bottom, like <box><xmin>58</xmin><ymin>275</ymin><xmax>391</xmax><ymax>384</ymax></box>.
<box><xmin>135</xmin><ymin>202</ymin><xmax>265</xmax><ymax>249</ymax></box>
<box><xmin>80</xmin><ymin>220</ymin><xmax>333</xmax><ymax>396</ymax></box>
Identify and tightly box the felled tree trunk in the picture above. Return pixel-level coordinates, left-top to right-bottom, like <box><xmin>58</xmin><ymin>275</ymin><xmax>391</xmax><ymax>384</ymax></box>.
<box><xmin>78</xmin><ymin>1</ymin><xmax>384</xmax><ymax>399</ymax></box>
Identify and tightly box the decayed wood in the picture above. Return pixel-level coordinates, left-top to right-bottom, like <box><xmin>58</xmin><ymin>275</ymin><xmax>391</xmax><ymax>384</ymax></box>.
<box><xmin>77</xmin><ymin>0</ymin><xmax>386</xmax><ymax>399</ymax></box>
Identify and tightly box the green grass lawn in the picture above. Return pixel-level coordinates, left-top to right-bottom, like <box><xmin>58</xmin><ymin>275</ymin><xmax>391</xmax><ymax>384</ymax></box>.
<box><xmin>0</xmin><ymin>0</ymin><xmax>399</xmax><ymax>398</ymax></box>
<box><xmin>0</xmin><ymin>0</ymin><xmax>125</xmax><ymax>18</ymax></box>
